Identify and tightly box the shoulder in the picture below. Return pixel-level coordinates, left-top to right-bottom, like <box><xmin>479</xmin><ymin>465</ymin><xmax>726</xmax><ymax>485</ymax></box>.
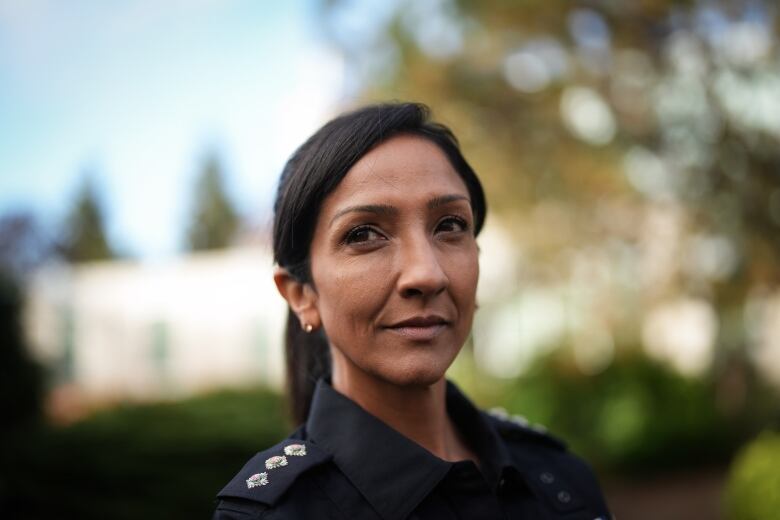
<box><xmin>213</xmin><ymin>438</ymin><xmax>333</xmax><ymax>519</ymax></box>
<box><xmin>483</xmin><ymin>408</ymin><xmax>612</xmax><ymax>517</ymax></box>
<box><xmin>483</xmin><ymin>406</ymin><xmax>567</xmax><ymax>450</ymax></box>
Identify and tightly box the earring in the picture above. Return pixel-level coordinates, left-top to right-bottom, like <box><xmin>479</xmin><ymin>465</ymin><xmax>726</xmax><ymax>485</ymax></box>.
<box><xmin>304</xmin><ymin>323</ymin><xmax>314</xmax><ymax>333</ymax></box>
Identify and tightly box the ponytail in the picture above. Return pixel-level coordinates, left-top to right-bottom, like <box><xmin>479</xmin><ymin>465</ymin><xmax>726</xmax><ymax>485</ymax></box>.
<box><xmin>284</xmin><ymin>308</ymin><xmax>330</xmax><ymax>425</ymax></box>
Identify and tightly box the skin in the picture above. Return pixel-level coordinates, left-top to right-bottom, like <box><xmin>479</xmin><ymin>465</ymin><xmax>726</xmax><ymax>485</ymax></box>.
<box><xmin>274</xmin><ymin>135</ymin><xmax>480</xmax><ymax>463</ymax></box>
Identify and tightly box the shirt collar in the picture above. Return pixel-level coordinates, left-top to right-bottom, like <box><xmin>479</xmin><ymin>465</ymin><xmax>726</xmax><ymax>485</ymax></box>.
<box><xmin>444</xmin><ymin>380</ymin><xmax>515</xmax><ymax>486</ymax></box>
<box><xmin>305</xmin><ymin>378</ymin><xmax>515</xmax><ymax>520</ymax></box>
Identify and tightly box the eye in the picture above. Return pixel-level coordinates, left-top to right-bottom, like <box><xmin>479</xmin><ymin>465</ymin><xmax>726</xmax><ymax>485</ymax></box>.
<box><xmin>344</xmin><ymin>225</ymin><xmax>387</xmax><ymax>245</ymax></box>
<box><xmin>436</xmin><ymin>216</ymin><xmax>469</xmax><ymax>234</ymax></box>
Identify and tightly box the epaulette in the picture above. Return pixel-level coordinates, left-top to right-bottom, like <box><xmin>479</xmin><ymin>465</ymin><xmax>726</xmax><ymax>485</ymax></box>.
<box><xmin>484</xmin><ymin>407</ymin><xmax>567</xmax><ymax>451</ymax></box>
<box><xmin>217</xmin><ymin>439</ymin><xmax>332</xmax><ymax>506</ymax></box>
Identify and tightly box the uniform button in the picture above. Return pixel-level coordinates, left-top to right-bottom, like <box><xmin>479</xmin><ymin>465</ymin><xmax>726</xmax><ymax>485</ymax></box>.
<box><xmin>557</xmin><ymin>490</ymin><xmax>571</xmax><ymax>504</ymax></box>
<box><xmin>539</xmin><ymin>471</ymin><xmax>555</xmax><ymax>484</ymax></box>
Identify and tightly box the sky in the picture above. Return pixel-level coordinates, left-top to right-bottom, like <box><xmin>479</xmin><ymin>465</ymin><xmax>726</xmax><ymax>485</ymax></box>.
<box><xmin>0</xmin><ymin>0</ymin><xmax>346</xmax><ymax>259</ymax></box>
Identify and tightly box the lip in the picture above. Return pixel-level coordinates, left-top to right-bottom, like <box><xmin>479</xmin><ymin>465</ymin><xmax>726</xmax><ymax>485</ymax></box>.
<box><xmin>384</xmin><ymin>315</ymin><xmax>450</xmax><ymax>342</ymax></box>
<box><xmin>388</xmin><ymin>315</ymin><xmax>449</xmax><ymax>328</ymax></box>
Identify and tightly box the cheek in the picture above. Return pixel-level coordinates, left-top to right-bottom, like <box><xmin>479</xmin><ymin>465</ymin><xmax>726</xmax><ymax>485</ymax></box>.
<box><xmin>448</xmin><ymin>246</ymin><xmax>480</xmax><ymax>309</ymax></box>
<box><xmin>314</xmin><ymin>255</ymin><xmax>392</xmax><ymax>330</ymax></box>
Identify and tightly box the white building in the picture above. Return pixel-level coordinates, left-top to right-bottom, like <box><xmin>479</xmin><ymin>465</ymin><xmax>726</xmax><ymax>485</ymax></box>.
<box><xmin>24</xmin><ymin>247</ymin><xmax>287</xmax><ymax>405</ymax></box>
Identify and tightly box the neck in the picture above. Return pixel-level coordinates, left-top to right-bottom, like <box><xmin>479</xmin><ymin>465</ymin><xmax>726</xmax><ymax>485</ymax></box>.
<box><xmin>331</xmin><ymin>354</ymin><xmax>476</xmax><ymax>463</ymax></box>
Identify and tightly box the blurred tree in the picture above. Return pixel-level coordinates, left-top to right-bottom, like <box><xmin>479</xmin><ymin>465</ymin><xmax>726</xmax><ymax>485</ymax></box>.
<box><xmin>184</xmin><ymin>154</ymin><xmax>240</xmax><ymax>251</ymax></box>
<box><xmin>0</xmin><ymin>211</ymin><xmax>50</xmax><ymax>438</ymax></box>
<box><xmin>0</xmin><ymin>273</ymin><xmax>43</xmax><ymax>432</ymax></box>
<box><xmin>0</xmin><ymin>273</ymin><xmax>45</xmax><ymax>514</ymax></box>
<box><xmin>0</xmin><ymin>211</ymin><xmax>54</xmax><ymax>278</ymax></box>
<box><xmin>319</xmin><ymin>0</ymin><xmax>780</xmax><ymax>379</ymax></box>
<box><xmin>58</xmin><ymin>176</ymin><xmax>116</xmax><ymax>263</ymax></box>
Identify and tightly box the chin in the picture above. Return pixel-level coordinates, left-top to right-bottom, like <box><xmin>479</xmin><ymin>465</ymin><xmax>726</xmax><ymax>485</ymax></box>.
<box><xmin>374</xmin><ymin>354</ymin><xmax>453</xmax><ymax>388</ymax></box>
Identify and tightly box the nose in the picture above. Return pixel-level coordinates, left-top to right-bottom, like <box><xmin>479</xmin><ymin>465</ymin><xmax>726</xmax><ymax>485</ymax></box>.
<box><xmin>396</xmin><ymin>235</ymin><xmax>449</xmax><ymax>299</ymax></box>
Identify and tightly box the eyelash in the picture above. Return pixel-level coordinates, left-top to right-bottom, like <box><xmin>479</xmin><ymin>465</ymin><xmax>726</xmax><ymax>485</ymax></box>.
<box><xmin>342</xmin><ymin>216</ymin><xmax>470</xmax><ymax>245</ymax></box>
<box><xmin>438</xmin><ymin>216</ymin><xmax>469</xmax><ymax>234</ymax></box>
<box><xmin>343</xmin><ymin>225</ymin><xmax>384</xmax><ymax>245</ymax></box>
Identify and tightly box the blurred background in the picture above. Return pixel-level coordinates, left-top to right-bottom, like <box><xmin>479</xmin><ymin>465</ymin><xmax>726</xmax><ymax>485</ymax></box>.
<box><xmin>2</xmin><ymin>0</ymin><xmax>779</xmax><ymax>518</ymax></box>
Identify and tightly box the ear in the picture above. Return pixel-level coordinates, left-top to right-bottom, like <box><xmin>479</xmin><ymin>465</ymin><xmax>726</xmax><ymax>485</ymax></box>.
<box><xmin>273</xmin><ymin>266</ymin><xmax>321</xmax><ymax>331</ymax></box>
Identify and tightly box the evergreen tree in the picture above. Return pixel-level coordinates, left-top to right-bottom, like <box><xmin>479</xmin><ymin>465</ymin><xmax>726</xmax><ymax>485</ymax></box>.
<box><xmin>59</xmin><ymin>176</ymin><xmax>115</xmax><ymax>263</ymax></box>
<box><xmin>185</xmin><ymin>154</ymin><xmax>240</xmax><ymax>251</ymax></box>
<box><xmin>0</xmin><ymin>211</ymin><xmax>53</xmax><ymax>277</ymax></box>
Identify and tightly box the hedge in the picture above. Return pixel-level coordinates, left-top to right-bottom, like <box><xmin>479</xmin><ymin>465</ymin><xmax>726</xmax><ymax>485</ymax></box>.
<box><xmin>1</xmin><ymin>387</ymin><xmax>289</xmax><ymax>519</ymax></box>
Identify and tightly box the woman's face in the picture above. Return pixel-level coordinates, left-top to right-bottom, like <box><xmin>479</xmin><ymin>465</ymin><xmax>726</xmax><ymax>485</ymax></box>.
<box><xmin>308</xmin><ymin>134</ymin><xmax>479</xmax><ymax>388</ymax></box>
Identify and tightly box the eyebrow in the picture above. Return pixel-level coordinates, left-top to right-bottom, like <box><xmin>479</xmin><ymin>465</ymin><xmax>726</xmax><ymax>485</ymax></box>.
<box><xmin>427</xmin><ymin>194</ymin><xmax>469</xmax><ymax>210</ymax></box>
<box><xmin>329</xmin><ymin>194</ymin><xmax>470</xmax><ymax>227</ymax></box>
<box><xmin>329</xmin><ymin>204</ymin><xmax>398</xmax><ymax>226</ymax></box>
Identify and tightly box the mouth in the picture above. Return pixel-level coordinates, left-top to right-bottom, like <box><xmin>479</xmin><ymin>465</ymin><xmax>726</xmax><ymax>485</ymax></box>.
<box><xmin>384</xmin><ymin>315</ymin><xmax>450</xmax><ymax>342</ymax></box>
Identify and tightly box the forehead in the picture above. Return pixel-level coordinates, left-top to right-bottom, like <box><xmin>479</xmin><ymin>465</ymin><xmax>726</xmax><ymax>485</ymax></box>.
<box><xmin>322</xmin><ymin>134</ymin><xmax>469</xmax><ymax>209</ymax></box>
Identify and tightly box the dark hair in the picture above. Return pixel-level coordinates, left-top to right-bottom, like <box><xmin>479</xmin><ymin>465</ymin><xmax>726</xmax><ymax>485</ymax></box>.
<box><xmin>272</xmin><ymin>102</ymin><xmax>487</xmax><ymax>424</ymax></box>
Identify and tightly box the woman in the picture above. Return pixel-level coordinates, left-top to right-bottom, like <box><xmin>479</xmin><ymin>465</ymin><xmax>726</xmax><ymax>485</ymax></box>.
<box><xmin>214</xmin><ymin>103</ymin><xmax>611</xmax><ymax>519</ymax></box>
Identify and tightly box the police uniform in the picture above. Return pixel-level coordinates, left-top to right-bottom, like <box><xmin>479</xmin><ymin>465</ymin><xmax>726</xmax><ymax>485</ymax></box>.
<box><xmin>213</xmin><ymin>379</ymin><xmax>612</xmax><ymax>519</ymax></box>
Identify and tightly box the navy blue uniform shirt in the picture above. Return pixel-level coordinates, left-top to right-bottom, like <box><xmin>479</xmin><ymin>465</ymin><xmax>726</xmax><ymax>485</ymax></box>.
<box><xmin>213</xmin><ymin>379</ymin><xmax>612</xmax><ymax>519</ymax></box>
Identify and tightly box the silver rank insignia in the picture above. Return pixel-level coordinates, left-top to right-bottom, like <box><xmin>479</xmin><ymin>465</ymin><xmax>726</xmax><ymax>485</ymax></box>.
<box><xmin>284</xmin><ymin>443</ymin><xmax>307</xmax><ymax>457</ymax></box>
<box><xmin>246</xmin><ymin>472</ymin><xmax>268</xmax><ymax>488</ymax></box>
<box><xmin>265</xmin><ymin>455</ymin><xmax>288</xmax><ymax>470</ymax></box>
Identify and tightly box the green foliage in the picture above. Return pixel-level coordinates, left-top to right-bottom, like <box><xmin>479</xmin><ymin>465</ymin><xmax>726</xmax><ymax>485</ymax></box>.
<box><xmin>725</xmin><ymin>431</ymin><xmax>780</xmax><ymax>520</ymax></box>
<box><xmin>59</xmin><ymin>176</ymin><xmax>116</xmax><ymax>263</ymax></box>
<box><xmin>499</xmin><ymin>351</ymin><xmax>776</xmax><ymax>473</ymax></box>
<box><xmin>185</xmin><ymin>154</ymin><xmax>240</xmax><ymax>251</ymax></box>
<box><xmin>1</xmin><ymin>387</ymin><xmax>288</xmax><ymax>520</ymax></box>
